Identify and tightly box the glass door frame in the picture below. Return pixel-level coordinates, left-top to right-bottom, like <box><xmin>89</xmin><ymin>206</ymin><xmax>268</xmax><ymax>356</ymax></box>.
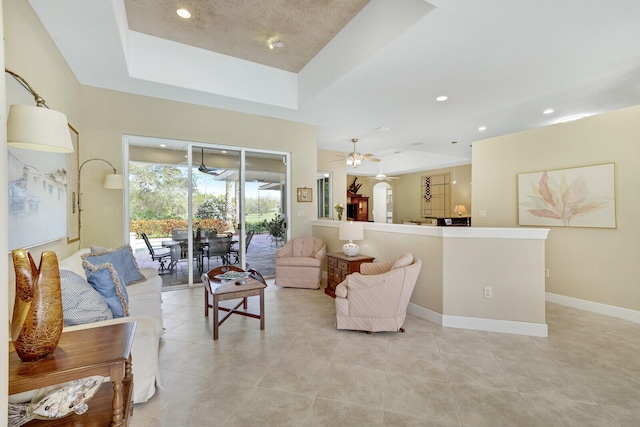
<box><xmin>123</xmin><ymin>135</ymin><xmax>290</xmax><ymax>286</ymax></box>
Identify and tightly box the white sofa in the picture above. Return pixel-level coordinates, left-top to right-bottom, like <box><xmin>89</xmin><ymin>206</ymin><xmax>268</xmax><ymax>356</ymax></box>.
<box><xmin>58</xmin><ymin>248</ymin><xmax>163</xmax><ymax>404</ymax></box>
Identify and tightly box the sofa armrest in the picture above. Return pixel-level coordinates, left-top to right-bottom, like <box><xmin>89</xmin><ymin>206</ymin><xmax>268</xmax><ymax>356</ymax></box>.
<box><xmin>360</xmin><ymin>261</ymin><xmax>393</xmax><ymax>275</ymax></box>
<box><xmin>63</xmin><ymin>314</ymin><xmax>157</xmax><ymax>337</ymax></box>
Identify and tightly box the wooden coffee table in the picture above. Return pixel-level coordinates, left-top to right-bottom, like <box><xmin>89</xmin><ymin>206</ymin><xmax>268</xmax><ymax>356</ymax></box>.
<box><xmin>211</xmin><ymin>278</ymin><xmax>267</xmax><ymax>340</ymax></box>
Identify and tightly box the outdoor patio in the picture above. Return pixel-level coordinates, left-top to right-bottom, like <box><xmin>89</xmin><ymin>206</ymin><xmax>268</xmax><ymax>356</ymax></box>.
<box><xmin>133</xmin><ymin>232</ymin><xmax>280</xmax><ymax>289</ymax></box>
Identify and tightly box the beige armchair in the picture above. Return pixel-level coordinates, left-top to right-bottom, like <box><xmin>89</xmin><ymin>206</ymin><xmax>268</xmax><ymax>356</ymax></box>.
<box><xmin>275</xmin><ymin>236</ymin><xmax>326</xmax><ymax>289</ymax></box>
<box><xmin>335</xmin><ymin>253</ymin><xmax>422</xmax><ymax>332</ymax></box>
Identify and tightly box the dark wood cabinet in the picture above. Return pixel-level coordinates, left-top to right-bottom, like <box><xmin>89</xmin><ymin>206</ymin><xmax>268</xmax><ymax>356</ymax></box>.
<box><xmin>347</xmin><ymin>195</ymin><xmax>369</xmax><ymax>221</ymax></box>
<box><xmin>325</xmin><ymin>252</ymin><xmax>375</xmax><ymax>298</ymax></box>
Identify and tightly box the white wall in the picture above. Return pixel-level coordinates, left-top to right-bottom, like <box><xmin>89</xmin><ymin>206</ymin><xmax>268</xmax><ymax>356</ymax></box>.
<box><xmin>472</xmin><ymin>105</ymin><xmax>640</xmax><ymax>312</ymax></box>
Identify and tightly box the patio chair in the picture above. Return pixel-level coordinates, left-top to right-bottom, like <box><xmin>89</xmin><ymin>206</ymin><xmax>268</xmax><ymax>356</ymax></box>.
<box><xmin>230</xmin><ymin>229</ymin><xmax>255</xmax><ymax>263</ymax></box>
<box><xmin>141</xmin><ymin>232</ymin><xmax>171</xmax><ymax>272</ymax></box>
<box><xmin>206</xmin><ymin>235</ymin><xmax>232</xmax><ymax>266</ymax></box>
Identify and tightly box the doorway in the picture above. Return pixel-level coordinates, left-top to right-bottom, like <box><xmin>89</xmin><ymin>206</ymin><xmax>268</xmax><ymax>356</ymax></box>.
<box><xmin>373</xmin><ymin>182</ymin><xmax>393</xmax><ymax>223</ymax></box>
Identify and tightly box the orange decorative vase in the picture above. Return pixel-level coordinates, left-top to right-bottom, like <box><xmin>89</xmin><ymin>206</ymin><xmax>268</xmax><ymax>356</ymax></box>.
<box><xmin>11</xmin><ymin>250</ymin><xmax>64</xmax><ymax>362</ymax></box>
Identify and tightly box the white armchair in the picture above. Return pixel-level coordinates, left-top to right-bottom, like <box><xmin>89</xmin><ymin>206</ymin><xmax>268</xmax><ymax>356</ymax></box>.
<box><xmin>275</xmin><ymin>236</ymin><xmax>326</xmax><ymax>289</ymax></box>
<box><xmin>335</xmin><ymin>253</ymin><xmax>422</xmax><ymax>332</ymax></box>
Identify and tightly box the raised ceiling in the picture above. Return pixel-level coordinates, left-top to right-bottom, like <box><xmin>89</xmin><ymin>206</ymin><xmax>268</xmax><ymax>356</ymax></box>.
<box><xmin>124</xmin><ymin>0</ymin><xmax>370</xmax><ymax>73</ymax></box>
<box><xmin>27</xmin><ymin>0</ymin><xmax>640</xmax><ymax>176</ymax></box>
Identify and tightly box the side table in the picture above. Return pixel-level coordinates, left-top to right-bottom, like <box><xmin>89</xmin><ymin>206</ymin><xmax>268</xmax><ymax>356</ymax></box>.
<box><xmin>9</xmin><ymin>322</ymin><xmax>136</xmax><ymax>427</ymax></box>
<box><xmin>325</xmin><ymin>252</ymin><xmax>375</xmax><ymax>298</ymax></box>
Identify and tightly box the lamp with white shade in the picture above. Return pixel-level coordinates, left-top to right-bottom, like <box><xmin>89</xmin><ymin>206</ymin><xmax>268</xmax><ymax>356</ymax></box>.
<box><xmin>78</xmin><ymin>158</ymin><xmax>124</xmax><ymax>244</ymax></box>
<box><xmin>5</xmin><ymin>68</ymin><xmax>74</xmax><ymax>153</ymax></box>
<box><xmin>339</xmin><ymin>221</ymin><xmax>364</xmax><ymax>256</ymax></box>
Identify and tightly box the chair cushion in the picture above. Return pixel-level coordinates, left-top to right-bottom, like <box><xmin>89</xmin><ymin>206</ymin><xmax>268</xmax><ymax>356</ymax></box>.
<box><xmin>392</xmin><ymin>253</ymin><xmax>414</xmax><ymax>270</ymax></box>
<box><xmin>60</xmin><ymin>269</ymin><xmax>113</xmax><ymax>326</ymax></box>
<box><xmin>82</xmin><ymin>245</ymin><xmax>145</xmax><ymax>285</ymax></box>
<box><xmin>82</xmin><ymin>261</ymin><xmax>130</xmax><ymax>318</ymax></box>
<box><xmin>291</xmin><ymin>236</ymin><xmax>322</xmax><ymax>258</ymax></box>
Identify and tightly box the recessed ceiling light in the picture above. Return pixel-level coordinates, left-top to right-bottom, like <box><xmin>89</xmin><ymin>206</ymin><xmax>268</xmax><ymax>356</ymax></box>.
<box><xmin>543</xmin><ymin>108</ymin><xmax>554</xmax><ymax>115</ymax></box>
<box><xmin>436</xmin><ymin>95</ymin><xmax>448</xmax><ymax>102</ymax></box>
<box><xmin>376</xmin><ymin>126</ymin><xmax>391</xmax><ymax>132</ymax></box>
<box><xmin>176</xmin><ymin>8</ymin><xmax>191</xmax><ymax>19</ymax></box>
<box><xmin>478</xmin><ymin>126</ymin><xmax>487</xmax><ymax>131</ymax></box>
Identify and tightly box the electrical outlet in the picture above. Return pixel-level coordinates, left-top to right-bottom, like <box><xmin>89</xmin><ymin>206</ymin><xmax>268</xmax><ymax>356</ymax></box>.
<box><xmin>479</xmin><ymin>210</ymin><xmax>487</xmax><ymax>218</ymax></box>
<box><xmin>545</xmin><ymin>268</ymin><xmax>550</xmax><ymax>278</ymax></box>
<box><xmin>483</xmin><ymin>286</ymin><xmax>492</xmax><ymax>298</ymax></box>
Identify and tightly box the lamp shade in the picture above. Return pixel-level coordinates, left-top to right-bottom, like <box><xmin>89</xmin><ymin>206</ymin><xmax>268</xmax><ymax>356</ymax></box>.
<box><xmin>339</xmin><ymin>221</ymin><xmax>364</xmax><ymax>241</ymax></box>
<box><xmin>103</xmin><ymin>174</ymin><xmax>124</xmax><ymax>190</ymax></box>
<box><xmin>454</xmin><ymin>205</ymin><xmax>467</xmax><ymax>215</ymax></box>
<box><xmin>7</xmin><ymin>105</ymin><xmax>74</xmax><ymax>153</ymax></box>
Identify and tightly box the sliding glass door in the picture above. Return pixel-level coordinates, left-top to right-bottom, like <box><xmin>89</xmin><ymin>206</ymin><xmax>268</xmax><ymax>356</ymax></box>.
<box><xmin>124</xmin><ymin>136</ymin><xmax>288</xmax><ymax>288</ymax></box>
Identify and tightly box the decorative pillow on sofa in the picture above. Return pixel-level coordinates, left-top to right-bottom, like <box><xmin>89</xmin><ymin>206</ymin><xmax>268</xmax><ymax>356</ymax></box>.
<box><xmin>82</xmin><ymin>245</ymin><xmax>145</xmax><ymax>285</ymax></box>
<box><xmin>82</xmin><ymin>261</ymin><xmax>130</xmax><ymax>318</ymax></box>
<box><xmin>392</xmin><ymin>253</ymin><xmax>414</xmax><ymax>270</ymax></box>
<box><xmin>60</xmin><ymin>269</ymin><xmax>113</xmax><ymax>326</ymax></box>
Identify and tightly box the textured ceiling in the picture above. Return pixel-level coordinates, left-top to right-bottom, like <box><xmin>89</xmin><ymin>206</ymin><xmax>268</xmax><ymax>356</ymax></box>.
<box><xmin>124</xmin><ymin>0</ymin><xmax>370</xmax><ymax>72</ymax></box>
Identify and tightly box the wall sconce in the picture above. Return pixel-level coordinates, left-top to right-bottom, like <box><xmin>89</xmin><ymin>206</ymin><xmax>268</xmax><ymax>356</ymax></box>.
<box><xmin>78</xmin><ymin>158</ymin><xmax>124</xmax><ymax>243</ymax></box>
<box><xmin>5</xmin><ymin>68</ymin><xmax>74</xmax><ymax>153</ymax></box>
<box><xmin>454</xmin><ymin>205</ymin><xmax>467</xmax><ymax>217</ymax></box>
<box><xmin>339</xmin><ymin>221</ymin><xmax>364</xmax><ymax>256</ymax></box>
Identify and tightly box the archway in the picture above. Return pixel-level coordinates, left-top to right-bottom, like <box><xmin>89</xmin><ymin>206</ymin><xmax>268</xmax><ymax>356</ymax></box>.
<box><xmin>373</xmin><ymin>182</ymin><xmax>392</xmax><ymax>223</ymax></box>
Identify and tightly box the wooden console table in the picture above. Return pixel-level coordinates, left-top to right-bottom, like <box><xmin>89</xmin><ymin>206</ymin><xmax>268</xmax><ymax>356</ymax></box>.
<box><xmin>325</xmin><ymin>252</ymin><xmax>375</xmax><ymax>298</ymax></box>
<box><xmin>9</xmin><ymin>322</ymin><xmax>136</xmax><ymax>426</ymax></box>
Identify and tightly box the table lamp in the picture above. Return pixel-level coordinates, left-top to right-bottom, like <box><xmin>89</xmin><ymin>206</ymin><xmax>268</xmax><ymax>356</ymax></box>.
<box><xmin>339</xmin><ymin>221</ymin><xmax>364</xmax><ymax>256</ymax></box>
<box><xmin>454</xmin><ymin>205</ymin><xmax>467</xmax><ymax>217</ymax></box>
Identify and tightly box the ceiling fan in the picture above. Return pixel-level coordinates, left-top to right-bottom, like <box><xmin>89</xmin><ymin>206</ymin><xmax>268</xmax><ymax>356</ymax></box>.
<box><xmin>198</xmin><ymin>148</ymin><xmax>226</xmax><ymax>176</ymax></box>
<box><xmin>366</xmin><ymin>164</ymin><xmax>399</xmax><ymax>181</ymax></box>
<box><xmin>331</xmin><ymin>138</ymin><xmax>380</xmax><ymax>168</ymax></box>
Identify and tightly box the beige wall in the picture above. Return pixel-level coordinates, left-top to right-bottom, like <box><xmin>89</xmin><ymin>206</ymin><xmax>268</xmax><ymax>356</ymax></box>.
<box><xmin>472</xmin><ymin>104</ymin><xmax>640</xmax><ymax>311</ymax></box>
<box><xmin>1</xmin><ymin>1</ymin><xmax>8</xmax><ymax>421</ymax></box>
<box><xmin>79</xmin><ymin>86</ymin><xmax>317</xmax><ymax>248</ymax></box>
<box><xmin>443</xmin><ymin>237</ymin><xmax>546</xmax><ymax>322</ymax></box>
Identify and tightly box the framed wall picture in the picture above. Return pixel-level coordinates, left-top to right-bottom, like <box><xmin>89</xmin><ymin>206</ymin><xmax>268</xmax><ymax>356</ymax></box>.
<box><xmin>67</xmin><ymin>124</ymin><xmax>80</xmax><ymax>243</ymax></box>
<box><xmin>297</xmin><ymin>187</ymin><xmax>312</xmax><ymax>202</ymax></box>
<box><xmin>8</xmin><ymin>146</ymin><xmax>68</xmax><ymax>249</ymax></box>
<box><xmin>518</xmin><ymin>163</ymin><xmax>616</xmax><ymax>228</ymax></box>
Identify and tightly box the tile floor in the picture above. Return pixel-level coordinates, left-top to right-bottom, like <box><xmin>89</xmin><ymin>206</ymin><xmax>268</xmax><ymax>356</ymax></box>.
<box><xmin>130</xmin><ymin>283</ymin><xmax>640</xmax><ymax>426</ymax></box>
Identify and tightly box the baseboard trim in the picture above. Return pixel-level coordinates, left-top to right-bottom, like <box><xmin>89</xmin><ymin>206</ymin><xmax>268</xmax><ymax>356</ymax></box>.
<box><xmin>546</xmin><ymin>292</ymin><xmax>640</xmax><ymax>324</ymax></box>
<box><xmin>407</xmin><ymin>303</ymin><xmax>548</xmax><ymax>337</ymax></box>
<box><xmin>407</xmin><ymin>303</ymin><xmax>442</xmax><ymax>325</ymax></box>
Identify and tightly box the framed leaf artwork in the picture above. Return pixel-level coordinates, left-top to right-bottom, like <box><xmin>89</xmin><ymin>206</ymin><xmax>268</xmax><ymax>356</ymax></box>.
<box><xmin>518</xmin><ymin>163</ymin><xmax>616</xmax><ymax>228</ymax></box>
